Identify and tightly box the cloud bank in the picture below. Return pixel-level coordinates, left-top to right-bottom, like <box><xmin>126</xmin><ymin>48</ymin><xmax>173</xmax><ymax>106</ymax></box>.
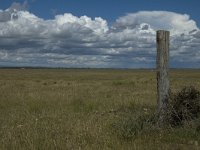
<box><xmin>0</xmin><ymin>3</ymin><xmax>199</xmax><ymax>68</ymax></box>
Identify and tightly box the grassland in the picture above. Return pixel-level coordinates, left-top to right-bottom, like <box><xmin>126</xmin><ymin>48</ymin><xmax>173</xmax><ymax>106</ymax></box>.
<box><xmin>0</xmin><ymin>69</ymin><xmax>200</xmax><ymax>150</ymax></box>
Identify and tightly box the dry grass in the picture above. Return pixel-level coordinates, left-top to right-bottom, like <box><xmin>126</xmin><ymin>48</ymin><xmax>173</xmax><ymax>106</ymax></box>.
<box><xmin>0</xmin><ymin>69</ymin><xmax>200</xmax><ymax>149</ymax></box>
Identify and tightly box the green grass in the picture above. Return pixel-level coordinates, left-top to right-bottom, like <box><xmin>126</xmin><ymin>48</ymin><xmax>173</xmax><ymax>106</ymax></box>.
<box><xmin>0</xmin><ymin>69</ymin><xmax>200</xmax><ymax>149</ymax></box>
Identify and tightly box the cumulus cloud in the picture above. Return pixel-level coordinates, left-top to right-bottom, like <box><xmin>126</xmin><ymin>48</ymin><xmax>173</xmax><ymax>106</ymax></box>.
<box><xmin>0</xmin><ymin>1</ymin><xmax>28</xmax><ymax>22</ymax></box>
<box><xmin>114</xmin><ymin>11</ymin><xmax>198</xmax><ymax>35</ymax></box>
<box><xmin>0</xmin><ymin>3</ymin><xmax>199</xmax><ymax>68</ymax></box>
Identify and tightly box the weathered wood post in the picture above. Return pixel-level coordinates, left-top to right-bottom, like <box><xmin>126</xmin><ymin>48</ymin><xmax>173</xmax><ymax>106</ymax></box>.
<box><xmin>156</xmin><ymin>30</ymin><xmax>170</xmax><ymax>123</ymax></box>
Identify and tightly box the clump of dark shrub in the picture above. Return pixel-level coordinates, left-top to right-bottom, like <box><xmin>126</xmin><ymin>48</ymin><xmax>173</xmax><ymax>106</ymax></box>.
<box><xmin>112</xmin><ymin>86</ymin><xmax>200</xmax><ymax>140</ymax></box>
<box><xmin>169</xmin><ymin>86</ymin><xmax>200</xmax><ymax>126</ymax></box>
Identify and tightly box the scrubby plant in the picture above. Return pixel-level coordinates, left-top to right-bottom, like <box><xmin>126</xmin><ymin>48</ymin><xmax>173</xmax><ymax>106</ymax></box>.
<box><xmin>169</xmin><ymin>86</ymin><xmax>200</xmax><ymax>126</ymax></box>
<box><xmin>113</xmin><ymin>86</ymin><xmax>200</xmax><ymax>140</ymax></box>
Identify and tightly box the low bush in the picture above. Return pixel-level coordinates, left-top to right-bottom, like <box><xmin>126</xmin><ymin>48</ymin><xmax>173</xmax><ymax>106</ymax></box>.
<box><xmin>112</xmin><ymin>86</ymin><xmax>200</xmax><ymax>140</ymax></box>
<box><xmin>169</xmin><ymin>86</ymin><xmax>200</xmax><ymax>126</ymax></box>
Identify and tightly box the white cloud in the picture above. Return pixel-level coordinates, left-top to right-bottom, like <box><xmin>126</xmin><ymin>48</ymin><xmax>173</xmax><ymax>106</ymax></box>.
<box><xmin>55</xmin><ymin>14</ymin><xmax>108</xmax><ymax>34</ymax></box>
<box><xmin>0</xmin><ymin>4</ymin><xmax>199</xmax><ymax>68</ymax></box>
<box><xmin>0</xmin><ymin>11</ymin><xmax>45</xmax><ymax>37</ymax></box>
<box><xmin>114</xmin><ymin>11</ymin><xmax>198</xmax><ymax>35</ymax></box>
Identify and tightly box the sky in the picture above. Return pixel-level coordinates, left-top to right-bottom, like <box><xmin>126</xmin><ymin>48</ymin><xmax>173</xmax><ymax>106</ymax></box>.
<box><xmin>0</xmin><ymin>0</ymin><xmax>200</xmax><ymax>68</ymax></box>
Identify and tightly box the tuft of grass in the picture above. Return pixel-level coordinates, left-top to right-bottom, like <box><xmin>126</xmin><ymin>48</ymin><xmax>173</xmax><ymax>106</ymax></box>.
<box><xmin>112</xmin><ymin>114</ymin><xmax>153</xmax><ymax>140</ymax></box>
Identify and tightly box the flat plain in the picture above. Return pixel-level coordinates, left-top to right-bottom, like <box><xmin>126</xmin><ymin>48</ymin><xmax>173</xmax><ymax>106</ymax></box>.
<box><xmin>0</xmin><ymin>69</ymin><xmax>200</xmax><ymax>150</ymax></box>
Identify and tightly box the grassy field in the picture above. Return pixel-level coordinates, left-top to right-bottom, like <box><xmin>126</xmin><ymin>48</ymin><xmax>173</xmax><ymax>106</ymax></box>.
<box><xmin>0</xmin><ymin>69</ymin><xmax>200</xmax><ymax>150</ymax></box>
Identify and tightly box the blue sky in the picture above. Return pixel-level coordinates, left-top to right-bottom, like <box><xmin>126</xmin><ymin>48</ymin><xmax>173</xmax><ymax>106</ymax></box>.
<box><xmin>1</xmin><ymin>0</ymin><xmax>200</xmax><ymax>25</ymax></box>
<box><xmin>0</xmin><ymin>0</ymin><xmax>200</xmax><ymax>68</ymax></box>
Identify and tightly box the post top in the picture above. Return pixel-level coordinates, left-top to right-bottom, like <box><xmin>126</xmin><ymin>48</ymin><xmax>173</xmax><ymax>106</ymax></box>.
<box><xmin>156</xmin><ymin>30</ymin><xmax>170</xmax><ymax>33</ymax></box>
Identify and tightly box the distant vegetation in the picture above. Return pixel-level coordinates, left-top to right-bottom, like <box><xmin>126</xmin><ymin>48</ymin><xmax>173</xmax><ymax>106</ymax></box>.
<box><xmin>0</xmin><ymin>69</ymin><xmax>200</xmax><ymax>149</ymax></box>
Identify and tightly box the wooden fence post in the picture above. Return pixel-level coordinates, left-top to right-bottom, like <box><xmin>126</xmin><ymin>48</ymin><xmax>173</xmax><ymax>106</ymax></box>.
<box><xmin>156</xmin><ymin>30</ymin><xmax>170</xmax><ymax>122</ymax></box>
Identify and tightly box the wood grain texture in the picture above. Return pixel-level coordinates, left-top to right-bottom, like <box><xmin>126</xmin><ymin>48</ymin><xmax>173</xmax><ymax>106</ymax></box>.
<box><xmin>156</xmin><ymin>30</ymin><xmax>170</xmax><ymax>122</ymax></box>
